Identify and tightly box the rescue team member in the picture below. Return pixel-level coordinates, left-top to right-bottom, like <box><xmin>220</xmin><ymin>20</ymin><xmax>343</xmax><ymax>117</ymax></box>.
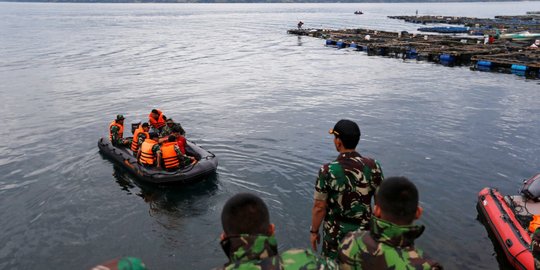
<box><xmin>148</xmin><ymin>109</ymin><xmax>166</xmax><ymax>133</ymax></box>
<box><xmin>109</xmin><ymin>115</ymin><xmax>131</xmax><ymax>146</ymax></box>
<box><xmin>172</xmin><ymin>126</ymin><xmax>187</xmax><ymax>154</ymax></box>
<box><xmin>533</xmin><ymin>228</ymin><xmax>540</xmax><ymax>269</ymax></box>
<box><xmin>137</xmin><ymin>133</ymin><xmax>160</xmax><ymax>167</ymax></box>
<box><xmin>216</xmin><ymin>193</ymin><xmax>337</xmax><ymax>270</ymax></box>
<box><xmin>158</xmin><ymin>135</ymin><xmax>195</xmax><ymax>170</ymax></box>
<box><xmin>310</xmin><ymin>119</ymin><xmax>384</xmax><ymax>259</ymax></box>
<box><xmin>131</xmin><ymin>123</ymin><xmax>150</xmax><ymax>153</ymax></box>
<box><xmin>338</xmin><ymin>177</ymin><xmax>442</xmax><ymax>270</ymax></box>
<box><xmin>161</xmin><ymin>118</ymin><xmax>185</xmax><ymax>137</ymax></box>
<box><xmin>90</xmin><ymin>257</ymin><xmax>147</xmax><ymax>270</ymax></box>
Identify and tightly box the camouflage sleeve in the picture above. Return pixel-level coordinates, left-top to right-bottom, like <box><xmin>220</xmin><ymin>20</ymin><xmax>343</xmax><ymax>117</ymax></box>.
<box><xmin>315</xmin><ymin>165</ymin><xmax>330</xmax><ymax>201</ymax></box>
<box><xmin>369</xmin><ymin>160</ymin><xmax>384</xmax><ymax>194</ymax></box>
<box><xmin>338</xmin><ymin>232</ymin><xmax>366</xmax><ymax>270</ymax></box>
<box><xmin>110</xmin><ymin>125</ymin><xmax>122</xmax><ymax>145</ymax></box>
<box><xmin>280</xmin><ymin>249</ymin><xmax>338</xmax><ymax>270</ymax></box>
<box><xmin>137</xmin><ymin>133</ymin><xmax>147</xmax><ymax>147</ymax></box>
<box><xmin>152</xmin><ymin>144</ymin><xmax>161</xmax><ymax>155</ymax></box>
<box><xmin>175</xmin><ymin>145</ymin><xmax>191</xmax><ymax>167</ymax></box>
<box><xmin>533</xmin><ymin>228</ymin><xmax>540</xmax><ymax>270</ymax></box>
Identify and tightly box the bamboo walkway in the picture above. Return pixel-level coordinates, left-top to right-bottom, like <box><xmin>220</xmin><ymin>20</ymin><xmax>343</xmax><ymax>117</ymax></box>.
<box><xmin>287</xmin><ymin>27</ymin><xmax>540</xmax><ymax>78</ymax></box>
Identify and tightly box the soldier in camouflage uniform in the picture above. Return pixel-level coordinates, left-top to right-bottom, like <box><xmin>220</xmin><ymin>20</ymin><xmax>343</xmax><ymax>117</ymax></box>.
<box><xmin>217</xmin><ymin>193</ymin><xmax>337</xmax><ymax>270</ymax></box>
<box><xmin>109</xmin><ymin>114</ymin><xmax>131</xmax><ymax>147</ymax></box>
<box><xmin>338</xmin><ymin>177</ymin><xmax>442</xmax><ymax>270</ymax></box>
<box><xmin>161</xmin><ymin>118</ymin><xmax>185</xmax><ymax>137</ymax></box>
<box><xmin>532</xmin><ymin>228</ymin><xmax>540</xmax><ymax>269</ymax></box>
<box><xmin>310</xmin><ymin>119</ymin><xmax>384</xmax><ymax>260</ymax></box>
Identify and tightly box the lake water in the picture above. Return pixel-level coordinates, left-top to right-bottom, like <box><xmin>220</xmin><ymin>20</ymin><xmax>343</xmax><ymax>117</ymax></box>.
<box><xmin>1</xmin><ymin>2</ymin><xmax>540</xmax><ymax>269</ymax></box>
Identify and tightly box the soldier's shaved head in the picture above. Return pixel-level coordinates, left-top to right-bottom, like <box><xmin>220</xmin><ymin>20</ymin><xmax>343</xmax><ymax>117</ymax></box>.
<box><xmin>376</xmin><ymin>177</ymin><xmax>419</xmax><ymax>224</ymax></box>
<box><xmin>222</xmin><ymin>193</ymin><xmax>270</xmax><ymax>235</ymax></box>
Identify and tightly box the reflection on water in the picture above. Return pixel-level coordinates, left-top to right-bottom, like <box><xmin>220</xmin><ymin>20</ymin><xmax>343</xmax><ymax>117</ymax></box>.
<box><xmin>1</xmin><ymin>2</ymin><xmax>540</xmax><ymax>270</ymax></box>
<box><xmin>111</xmin><ymin>164</ymin><xmax>219</xmax><ymax>217</ymax></box>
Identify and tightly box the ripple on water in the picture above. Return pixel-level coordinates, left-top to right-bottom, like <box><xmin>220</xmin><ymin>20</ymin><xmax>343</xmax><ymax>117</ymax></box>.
<box><xmin>1</xmin><ymin>2</ymin><xmax>540</xmax><ymax>270</ymax></box>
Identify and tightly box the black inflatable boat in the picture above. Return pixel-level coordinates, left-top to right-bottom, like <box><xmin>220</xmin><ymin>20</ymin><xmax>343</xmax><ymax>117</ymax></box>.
<box><xmin>98</xmin><ymin>138</ymin><xmax>218</xmax><ymax>184</ymax></box>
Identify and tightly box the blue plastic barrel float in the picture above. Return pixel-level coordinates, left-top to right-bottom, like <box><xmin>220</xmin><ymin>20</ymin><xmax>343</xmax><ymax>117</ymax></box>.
<box><xmin>349</xmin><ymin>43</ymin><xmax>358</xmax><ymax>49</ymax></box>
<box><xmin>511</xmin><ymin>64</ymin><xmax>528</xmax><ymax>71</ymax></box>
<box><xmin>336</xmin><ymin>41</ymin><xmax>346</xmax><ymax>49</ymax></box>
<box><xmin>326</xmin><ymin>39</ymin><xmax>336</xmax><ymax>46</ymax></box>
<box><xmin>439</xmin><ymin>54</ymin><xmax>455</xmax><ymax>62</ymax></box>
<box><xmin>439</xmin><ymin>54</ymin><xmax>455</xmax><ymax>65</ymax></box>
<box><xmin>406</xmin><ymin>49</ymin><xmax>418</xmax><ymax>59</ymax></box>
<box><xmin>477</xmin><ymin>60</ymin><xmax>492</xmax><ymax>67</ymax></box>
<box><xmin>476</xmin><ymin>60</ymin><xmax>492</xmax><ymax>71</ymax></box>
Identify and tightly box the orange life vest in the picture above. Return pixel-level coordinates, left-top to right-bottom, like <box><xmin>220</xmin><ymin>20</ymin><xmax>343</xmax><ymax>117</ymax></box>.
<box><xmin>139</xmin><ymin>139</ymin><xmax>158</xmax><ymax>166</ymax></box>
<box><xmin>161</xmin><ymin>142</ymin><xmax>180</xmax><ymax>169</ymax></box>
<box><xmin>131</xmin><ymin>126</ymin><xmax>149</xmax><ymax>152</ymax></box>
<box><xmin>149</xmin><ymin>110</ymin><xmax>166</xmax><ymax>129</ymax></box>
<box><xmin>109</xmin><ymin>120</ymin><xmax>124</xmax><ymax>141</ymax></box>
<box><xmin>530</xmin><ymin>215</ymin><xmax>540</xmax><ymax>233</ymax></box>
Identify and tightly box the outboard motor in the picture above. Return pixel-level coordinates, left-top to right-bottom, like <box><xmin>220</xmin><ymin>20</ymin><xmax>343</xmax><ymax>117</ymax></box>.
<box><xmin>131</xmin><ymin>122</ymin><xmax>141</xmax><ymax>135</ymax></box>
<box><xmin>521</xmin><ymin>173</ymin><xmax>540</xmax><ymax>201</ymax></box>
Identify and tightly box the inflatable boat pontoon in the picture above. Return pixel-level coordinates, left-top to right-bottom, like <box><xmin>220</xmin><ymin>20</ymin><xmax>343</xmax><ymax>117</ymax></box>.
<box><xmin>98</xmin><ymin>137</ymin><xmax>218</xmax><ymax>185</ymax></box>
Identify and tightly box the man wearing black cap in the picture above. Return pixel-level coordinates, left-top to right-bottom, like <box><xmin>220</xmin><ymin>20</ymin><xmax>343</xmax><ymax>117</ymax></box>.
<box><xmin>310</xmin><ymin>119</ymin><xmax>384</xmax><ymax>260</ymax></box>
<box><xmin>109</xmin><ymin>114</ymin><xmax>131</xmax><ymax>147</ymax></box>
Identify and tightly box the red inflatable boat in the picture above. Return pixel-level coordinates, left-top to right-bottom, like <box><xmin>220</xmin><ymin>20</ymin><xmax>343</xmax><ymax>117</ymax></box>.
<box><xmin>477</xmin><ymin>174</ymin><xmax>540</xmax><ymax>270</ymax></box>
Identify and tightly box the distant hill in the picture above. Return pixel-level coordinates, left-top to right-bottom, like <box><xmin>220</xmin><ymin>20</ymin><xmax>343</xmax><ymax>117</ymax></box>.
<box><xmin>1</xmin><ymin>0</ymin><xmax>529</xmax><ymax>2</ymax></box>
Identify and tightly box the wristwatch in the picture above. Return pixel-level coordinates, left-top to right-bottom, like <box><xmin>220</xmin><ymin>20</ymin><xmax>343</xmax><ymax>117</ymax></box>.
<box><xmin>310</xmin><ymin>226</ymin><xmax>318</xmax><ymax>234</ymax></box>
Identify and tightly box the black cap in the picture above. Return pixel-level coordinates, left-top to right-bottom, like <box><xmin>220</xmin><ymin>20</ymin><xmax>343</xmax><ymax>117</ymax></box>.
<box><xmin>116</xmin><ymin>114</ymin><xmax>125</xmax><ymax>121</ymax></box>
<box><xmin>141</xmin><ymin>122</ymin><xmax>149</xmax><ymax>128</ymax></box>
<box><xmin>329</xmin><ymin>119</ymin><xmax>361</xmax><ymax>138</ymax></box>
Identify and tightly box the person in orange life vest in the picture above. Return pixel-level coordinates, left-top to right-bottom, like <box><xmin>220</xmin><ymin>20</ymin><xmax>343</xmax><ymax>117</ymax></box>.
<box><xmin>137</xmin><ymin>133</ymin><xmax>160</xmax><ymax>167</ymax></box>
<box><xmin>148</xmin><ymin>109</ymin><xmax>166</xmax><ymax>133</ymax></box>
<box><xmin>109</xmin><ymin>114</ymin><xmax>131</xmax><ymax>146</ymax></box>
<box><xmin>158</xmin><ymin>135</ymin><xmax>195</xmax><ymax>170</ymax></box>
<box><xmin>131</xmin><ymin>122</ymin><xmax>150</xmax><ymax>153</ymax></box>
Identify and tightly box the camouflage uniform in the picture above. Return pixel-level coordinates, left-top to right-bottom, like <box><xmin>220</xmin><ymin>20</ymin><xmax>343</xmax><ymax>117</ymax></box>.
<box><xmin>314</xmin><ymin>151</ymin><xmax>383</xmax><ymax>259</ymax></box>
<box><xmin>161</xmin><ymin>123</ymin><xmax>185</xmax><ymax>137</ymax></box>
<box><xmin>136</xmin><ymin>132</ymin><xmax>149</xmax><ymax>149</ymax></box>
<box><xmin>338</xmin><ymin>217</ymin><xmax>442</xmax><ymax>270</ymax></box>
<box><xmin>532</xmin><ymin>228</ymin><xmax>540</xmax><ymax>269</ymax></box>
<box><xmin>110</xmin><ymin>125</ymin><xmax>132</xmax><ymax>146</ymax></box>
<box><xmin>217</xmin><ymin>234</ymin><xmax>337</xmax><ymax>270</ymax></box>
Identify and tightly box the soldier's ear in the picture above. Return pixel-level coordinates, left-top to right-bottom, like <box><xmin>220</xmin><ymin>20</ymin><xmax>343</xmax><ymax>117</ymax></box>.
<box><xmin>373</xmin><ymin>205</ymin><xmax>382</xmax><ymax>218</ymax></box>
<box><xmin>268</xmin><ymin>223</ymin><xmax>275</xmax><ymax>236</ymax></box>
<box><xmin>220</xmin><ymin>232</ymin><xmax>226</xmax><ymax>240</ymax></box>
<box><xmin>415</xmin><ymin>206</ymin><xmax>423</xmax><ymax>220</ymax></box>
<box><xmin>334</xmin><ymin>137</ymin><xmax>343</xmax><ymax>151</ymax></box>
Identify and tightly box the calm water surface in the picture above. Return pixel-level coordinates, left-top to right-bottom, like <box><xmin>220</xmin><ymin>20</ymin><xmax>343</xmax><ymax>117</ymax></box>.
<box><xmin>1</xmin><ymin>2</ymin><xmax>540</xmax><ymax>269</ymax></box>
